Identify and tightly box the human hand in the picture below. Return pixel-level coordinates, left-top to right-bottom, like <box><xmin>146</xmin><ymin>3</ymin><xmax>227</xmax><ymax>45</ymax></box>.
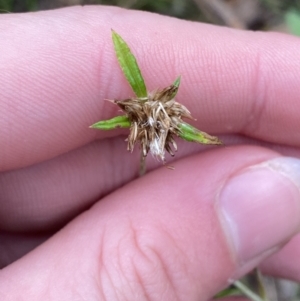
<box><xmin>0</xmin><ymin>6</ymin><xmax>300</xmax><ymax>300</ymax></box>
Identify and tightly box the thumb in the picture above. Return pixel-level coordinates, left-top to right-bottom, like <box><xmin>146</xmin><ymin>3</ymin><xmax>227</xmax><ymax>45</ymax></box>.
<box><xmin>0</xmin><ymin>146</ymin><xmax>300</xmax><ymax>301</ymax></box>
<box><xmin>218</xmin><ymin>152</ymin><xmax>300</xmax><ymax>278</ymax></box>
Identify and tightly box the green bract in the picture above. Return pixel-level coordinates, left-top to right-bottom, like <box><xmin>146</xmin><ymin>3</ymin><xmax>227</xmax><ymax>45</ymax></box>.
<box><xmin>178</xmin><ymin>122</ymin><xmax>220</xmax><ymax>144</ymax></box>
<box><xmin>90</xmin><ymin>115</ymin><xmax>130</xmax><ymax>130</ymax></box>
<box><xmin>112</xmin><ymin>30</ymin><xmax>147</xmax><ymax>98</ymax></box>
<box><xmin>170</xmin><ymin>76</ymin><xmax>181</xmax><ymax>99</ymax></box>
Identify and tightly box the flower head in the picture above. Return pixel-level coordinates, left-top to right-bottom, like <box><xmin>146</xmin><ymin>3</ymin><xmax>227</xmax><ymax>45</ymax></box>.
<box><xmin>90</xmin><ymin>31</ymin><xmax>221</xmax><ymax>167</ymax></box>
<box><xmin>115</xmin><ymin>81</ymin><xmax>193</xmax><ymax>161</ymax></box>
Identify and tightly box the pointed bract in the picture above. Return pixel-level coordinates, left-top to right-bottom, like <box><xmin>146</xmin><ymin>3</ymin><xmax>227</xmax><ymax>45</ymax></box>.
<box><xmin>112</xmin><ymin>30</ymin><xmax>147</xmax><ymax>98</ymax></box>
<box><xmin>178</xmin><ymin>122</ymin><xmax>222</xmax><ymax>145</ymax></box>
<box><xmin>167</xmin><ymin>75</ymin><xmax>181</xmax><ymax>100</ymax></box>
<box><xmin>90</xmin><ymin>115</ymin><xmax>131</xmax><ymax>130</ymax></box>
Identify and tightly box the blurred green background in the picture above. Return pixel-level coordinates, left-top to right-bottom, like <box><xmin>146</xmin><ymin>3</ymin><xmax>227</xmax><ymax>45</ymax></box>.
<box><xmin>0</xmin><ymin>0</ymin><xmax>300</xmax><ymax>35</ymax></box>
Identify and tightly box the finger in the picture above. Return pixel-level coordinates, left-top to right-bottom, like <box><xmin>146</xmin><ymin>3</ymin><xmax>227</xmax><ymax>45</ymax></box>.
<box><xmin>1</xmin><ymin>130</ymin><xmax>300</xmax><ymax>233</ymax></box>
<box><xmin>1</xmin><ymin>147</ymin><xmax>300</xmax><ymax>300</ymax></box>
<box><xmin>1</xmin><ymin>7</ymin><xmax>300</xmax><ymax>171</ymax></box>
<box><xmin>2</xmin><ymin>134</ymin><xmax>300</xmax><ymax>233</ymax></box>
<box><xmin>260</xmin><ymin>233</ymin><xmax>300</xmax><ymax>282</ymax></box>
<box><xmin>1</xmin><ymin>135</ymin><xmax>225</xmax><ymax>232</ymax></box>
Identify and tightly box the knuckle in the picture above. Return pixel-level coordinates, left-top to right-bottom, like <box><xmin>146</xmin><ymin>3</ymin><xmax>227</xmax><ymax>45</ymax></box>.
<box><xmin>97</xmin><ymin>221</ymin><xmax>187</xmax><ymax>301</ymax></box>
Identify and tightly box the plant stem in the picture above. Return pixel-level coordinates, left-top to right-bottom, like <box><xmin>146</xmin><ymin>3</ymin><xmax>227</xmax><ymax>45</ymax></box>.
<box><xmin>233</xmin><ymin>280</ymin><xmax>266</xmax><ymax>301</ymax></box>
<box><xmin>139</xmin><ymin>152</ymin><xmax>146</xmax><ymax>176</ymax></box>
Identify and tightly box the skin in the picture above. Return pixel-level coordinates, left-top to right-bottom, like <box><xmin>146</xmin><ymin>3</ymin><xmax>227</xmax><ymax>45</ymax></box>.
<box><xmin>0</xmin><ymin>5</ymin><xmax>300</xmax><ymax>300</ymax></box>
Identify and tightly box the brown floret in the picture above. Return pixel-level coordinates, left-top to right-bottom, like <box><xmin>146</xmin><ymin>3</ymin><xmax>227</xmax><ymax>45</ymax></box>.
<box><xmin>114</xmin><ymin>83</ymin><xmax>193</xmax><ymax>162</ymax></box>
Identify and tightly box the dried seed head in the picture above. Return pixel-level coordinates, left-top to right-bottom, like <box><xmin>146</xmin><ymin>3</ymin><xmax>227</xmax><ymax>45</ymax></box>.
<box><xmin>91</xmin><ymin>32</ymin><xmax>222</xmax><ymax>172</ymax></box>
<box><xmin>114</xmin><ymin>83</ymin><xmax>193</xmax><ymax>162</ymax></box>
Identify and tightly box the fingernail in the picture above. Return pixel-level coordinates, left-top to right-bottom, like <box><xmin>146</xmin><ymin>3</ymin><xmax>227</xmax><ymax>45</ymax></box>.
<box><xmin>218</xmin><ymin>157</ymin><xmax>300</xmax><ymax>265</ymax></box>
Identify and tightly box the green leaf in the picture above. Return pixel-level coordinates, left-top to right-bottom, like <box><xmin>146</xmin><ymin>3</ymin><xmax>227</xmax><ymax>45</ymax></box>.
<box><xmin>90</xmin><ymin>115</ymin><xmax>131</xmax><ymax>130</ymax></box>
<box><xmin>178</xmin><ymin>122</ymin><xmax>222</xmax><ymax>145</ymax></box>
<box><xmin>112</xmin><ymin>30</ymin><xmax>147</xmax><ymax>98</ymax></box>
